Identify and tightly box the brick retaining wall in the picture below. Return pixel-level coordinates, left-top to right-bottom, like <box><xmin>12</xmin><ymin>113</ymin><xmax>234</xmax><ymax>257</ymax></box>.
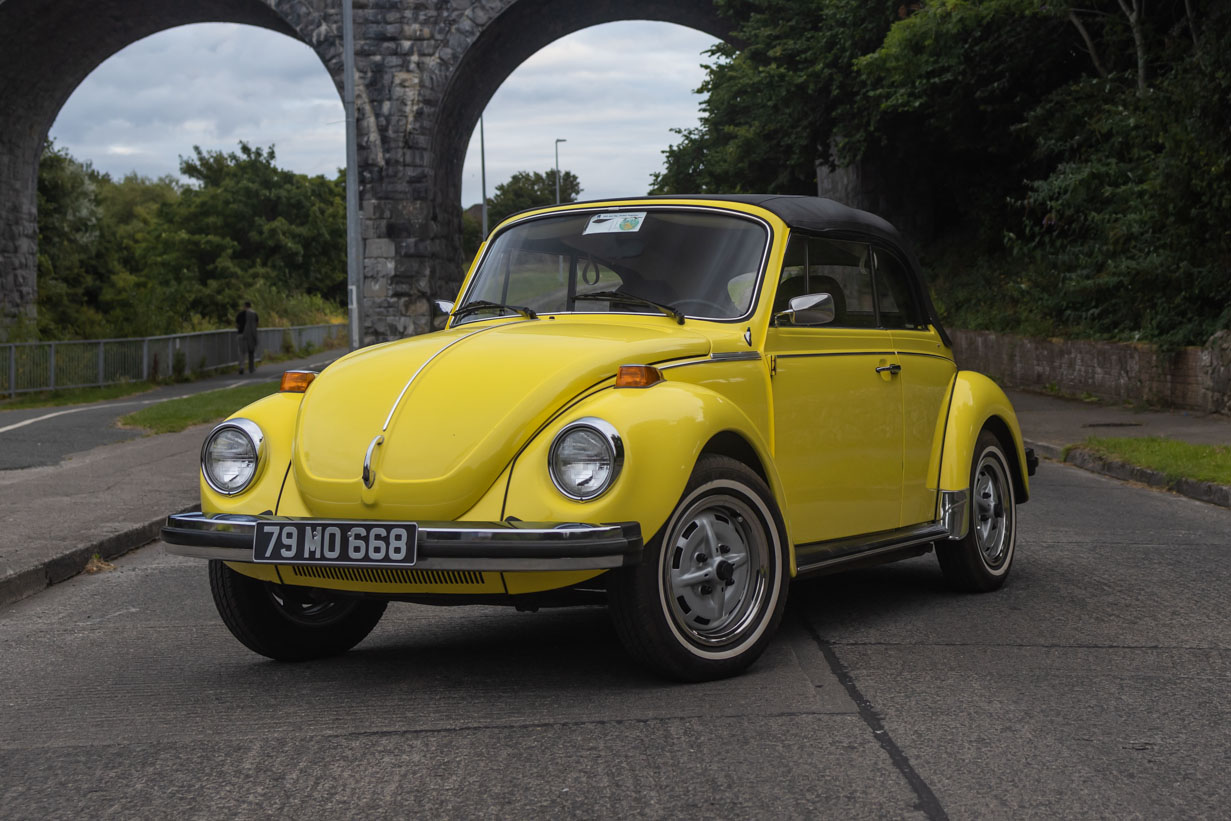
<box><xmin>950</xmin><ymin>329</ymin><xmax>1231</xmax><ymax>416</ymax></box>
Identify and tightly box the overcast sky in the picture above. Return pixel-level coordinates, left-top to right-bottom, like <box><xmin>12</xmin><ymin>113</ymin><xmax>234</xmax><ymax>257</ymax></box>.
<box><xmin>49</xmin><ymin>21</ymin><xmax>719</xmax><ymax>207</ymax></box>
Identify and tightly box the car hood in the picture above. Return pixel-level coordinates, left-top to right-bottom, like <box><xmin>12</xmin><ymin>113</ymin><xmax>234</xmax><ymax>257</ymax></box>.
<box><xmin>291</xmin><ymin>318</ymin><xmax>710</xmax><ymax>520</ymax></box>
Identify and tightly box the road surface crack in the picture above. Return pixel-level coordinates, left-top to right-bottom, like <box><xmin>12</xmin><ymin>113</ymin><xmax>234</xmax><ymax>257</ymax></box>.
<box><xmin>800</xmin><ymin>615</ymin><xmax>948</xmax><ymax>821</ymax></box>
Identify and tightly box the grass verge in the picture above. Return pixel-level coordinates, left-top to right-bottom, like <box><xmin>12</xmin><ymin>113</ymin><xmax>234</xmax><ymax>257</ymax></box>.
<box><xmin>1081</xmin><ymin>436</ymin><xmax>1231</xmax><ymax>486</ymax></box>
<box><xmin>120</xmin><ymin>380</ymin><xmax>280</xmax><ymax>434</ymax></box>
<box><xmin>0</xmin><ymin>381</ymin><xmax>156</xmax><ymax>410</ymax></box>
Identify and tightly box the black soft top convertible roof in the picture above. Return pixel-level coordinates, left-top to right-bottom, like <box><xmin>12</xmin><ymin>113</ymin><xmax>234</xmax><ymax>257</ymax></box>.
<box><xmin>504</xmin><ymin>194</ymin><xmax>951</xmax><ymax>346</ymax></box>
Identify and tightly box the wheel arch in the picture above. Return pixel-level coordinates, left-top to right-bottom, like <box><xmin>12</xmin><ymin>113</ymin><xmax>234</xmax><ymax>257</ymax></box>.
<box><xmin>503</xmin><ymin>382</ymin><xmax>789</xmax><ymax>549</ymax></box>
<box><xmin>980</xmin><ymin>414</ymin><xmax>1029</xmax><ymax>502</ymax></box>
<box><xmin>939</xmin><ymin>371</ymin><xmax>1031</xmax><ymax>503</ymax></box>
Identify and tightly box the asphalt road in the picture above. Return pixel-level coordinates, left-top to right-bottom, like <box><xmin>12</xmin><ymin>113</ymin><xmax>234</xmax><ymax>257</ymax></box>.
<box><xmin>0</xmin><ymin>355</ymin><xmax>338</xmax><ymax>470</ymax></box>
<box><xmin>2</xmin><ymin>461</ymin><xmax>1228</xmax><ymax>819</ymax></box>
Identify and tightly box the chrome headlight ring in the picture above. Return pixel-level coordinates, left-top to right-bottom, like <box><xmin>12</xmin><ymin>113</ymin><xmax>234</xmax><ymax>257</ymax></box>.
<box><xmin>200</xmin><ymin>417</ymin><xmax>266</xmax><ymax>496</ymax></box>
<box><xmin>548</xmin><ymin>417</ymin><xmax>625</xmax><ymax>501</ymax></box>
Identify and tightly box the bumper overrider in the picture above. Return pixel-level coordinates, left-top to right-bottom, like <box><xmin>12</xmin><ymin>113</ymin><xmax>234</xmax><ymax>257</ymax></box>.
<box><xmin>162</xmin><ymin>512</ymin><xmax>644</xmax><ymax>572</ymax></box>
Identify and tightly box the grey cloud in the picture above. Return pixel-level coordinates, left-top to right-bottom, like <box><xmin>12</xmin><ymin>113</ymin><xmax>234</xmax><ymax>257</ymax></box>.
<box><xmin>49</xmin><ymin>20</ymin><xmax>714</xmax><ymax>202</ymax></box>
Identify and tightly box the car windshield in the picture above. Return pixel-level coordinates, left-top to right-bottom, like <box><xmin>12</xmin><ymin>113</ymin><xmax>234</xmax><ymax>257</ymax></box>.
<box><xmin>458</xmin><ymin>209</ymin><xmax>769</xmax><ymax>323</ymax></box>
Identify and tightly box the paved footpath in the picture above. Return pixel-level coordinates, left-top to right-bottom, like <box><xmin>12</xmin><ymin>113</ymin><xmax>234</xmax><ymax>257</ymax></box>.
<box><xmin>1008</xmin><ymin>389</ymin><xmax>1231</xmax><ymax>508</ymax></box>
<box><xmin>1</xmin><ymin>366</ymin><xmax>1228</xmax><ymax>608</ymax></box>
<box><xmin>0</xmin><ymin>352</ymin><xmax>338</xmax><ymax>607</ymax></box>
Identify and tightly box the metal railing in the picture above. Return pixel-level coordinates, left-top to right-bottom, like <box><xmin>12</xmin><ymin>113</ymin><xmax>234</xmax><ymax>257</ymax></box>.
<box><xmin>1</xmin><ymin>324</ymin><xmax>345</xmax><ymax>398</ymax></box>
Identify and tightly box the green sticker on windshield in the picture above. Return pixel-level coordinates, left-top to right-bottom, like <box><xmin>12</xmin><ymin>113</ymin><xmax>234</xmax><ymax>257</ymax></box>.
<box><xmin>584</xmin><ymin>212</ymin><xmax>646</xmax><ymax>235</ymax></box>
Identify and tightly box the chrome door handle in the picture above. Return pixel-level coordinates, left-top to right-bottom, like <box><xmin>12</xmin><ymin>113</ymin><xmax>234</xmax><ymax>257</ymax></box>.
<box><xmin>875</xmin><ymin>363</ymin><xmax>902</xmax><ymax>375</ymax></box>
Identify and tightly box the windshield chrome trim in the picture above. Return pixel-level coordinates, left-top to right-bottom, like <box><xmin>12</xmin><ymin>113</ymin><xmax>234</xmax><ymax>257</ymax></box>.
<box><xmin>382</xmin><ymin>319</ymin><xmax>527</xmax><ymax>431</ymax></box>
<box><xmin>456</xmin><ymin>204</ymin><xmax>774</xmax><ymax>325</ymax></box>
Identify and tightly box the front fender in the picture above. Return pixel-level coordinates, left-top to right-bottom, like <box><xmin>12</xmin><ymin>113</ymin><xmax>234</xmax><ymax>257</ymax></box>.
<box><xmin>503</xmin><ymin>382</ymin><xmax>787</xmax><ymax>551</ymax></box>
<box><xmin>939</xmin><ymin>372</ymin><xmax>1031</xmax><ymax>502</ymax></box>
<box><xmin>200</xmin><ymin>391</ymin><xmax>303</xmax><ymax>515</ymax></box>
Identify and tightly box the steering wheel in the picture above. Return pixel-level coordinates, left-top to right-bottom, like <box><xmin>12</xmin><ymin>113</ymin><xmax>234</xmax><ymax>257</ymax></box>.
<box><xmin>671</xmin><ymin>298</ymin><xmax>730</xmax><ymax>316</ymax></box>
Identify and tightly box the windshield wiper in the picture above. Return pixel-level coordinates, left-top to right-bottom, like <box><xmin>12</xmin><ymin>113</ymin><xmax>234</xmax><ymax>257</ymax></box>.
<box><xmin>452</xmin><ymin>300</ymin><xmax>538</xmax><ymax>321</ymax></box>
<box><xmin>577</xmin><ymin>290</ymin><xmax>685</xmax><ymax>325</ymax></box>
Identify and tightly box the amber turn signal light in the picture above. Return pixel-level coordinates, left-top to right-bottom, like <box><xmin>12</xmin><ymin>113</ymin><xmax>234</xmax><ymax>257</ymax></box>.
<box><xmin>280</xmin><ymin>370</ymin><xmax>317</xmax><ymax>393</ymax></box>
<box><xmin>616</xmin><ymin>364</ymin><xmax>664</xmax><ymax>389</ymax></box>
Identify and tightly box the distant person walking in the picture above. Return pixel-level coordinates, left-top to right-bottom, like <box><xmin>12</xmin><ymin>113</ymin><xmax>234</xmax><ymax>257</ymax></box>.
<box><xmin>236</xmin><ymin>301</ymin><xmax>259</xmax><ymax>374</ymax></box>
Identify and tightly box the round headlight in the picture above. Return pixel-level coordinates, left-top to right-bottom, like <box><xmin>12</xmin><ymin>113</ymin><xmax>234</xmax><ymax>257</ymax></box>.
<box><xmin>548</xmin><ymin>418</ymin><xmax>624</xmax><ymax>501</ymax></box>
<box><xmin>201</xmin><ymin>419</ymin><xmax>264</xmax><ymax>496</ymax></box>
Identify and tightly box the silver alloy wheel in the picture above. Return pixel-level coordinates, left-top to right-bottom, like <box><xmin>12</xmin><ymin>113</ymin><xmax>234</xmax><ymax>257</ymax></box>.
<box><xmin>973</xmin><ymin>453</ymin><xmax>1013</xmax><ymax>569</ymax></box>
<box><xmin>662</xmin><ymin>492</ymin><xmax>769</xmax><ymax>647</ymax></box>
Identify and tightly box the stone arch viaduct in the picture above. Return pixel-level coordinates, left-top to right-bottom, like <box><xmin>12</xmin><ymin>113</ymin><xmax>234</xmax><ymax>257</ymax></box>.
<box><xmin>0</xmin><ymin>0</ymin><xmax>730</xmax><ymax>343</ymax></box>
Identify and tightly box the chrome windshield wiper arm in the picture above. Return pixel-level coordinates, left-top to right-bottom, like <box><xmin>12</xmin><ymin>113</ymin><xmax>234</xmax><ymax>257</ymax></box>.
<box><xmin>577</xmin><ymin>290</ymin><xmax>685</xmax><ymax>324</ymax></box>
<box><xmin>452</xmin><ymin>300</ymin><xmax>538</xmax><ymax>320</ymax></box>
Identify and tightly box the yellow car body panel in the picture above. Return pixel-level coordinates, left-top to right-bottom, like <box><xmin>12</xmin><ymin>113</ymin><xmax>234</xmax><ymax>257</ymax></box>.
<box><xmin>199</xmin><ymin>391</ymin><xmax>303</xmax><ymax>516</ymax></box>
<box><xmin>939</xmin><ymin>371</ymin><xmax>1032</xmax><ymax>499</ymax></box>
<box><xmin>502</xmin><ymin>376</ymin><xmax>785</xmax><ymax>555</ymax></box>
<box><xmin>179</xmin><ymin>196</ymin><xmax>1031</xmax><ymax>603</ymax></box>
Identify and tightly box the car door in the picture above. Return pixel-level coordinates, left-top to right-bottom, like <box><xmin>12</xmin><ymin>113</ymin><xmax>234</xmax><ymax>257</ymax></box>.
<box><xmin>873</xmin><ymin>246</ymin><xmax>958</xmax><ymax>527</ymax></box>
<box><xmin>765</xmin><ymin>235</ymin><xmax>904</xmax><ymax>545</ymax></box>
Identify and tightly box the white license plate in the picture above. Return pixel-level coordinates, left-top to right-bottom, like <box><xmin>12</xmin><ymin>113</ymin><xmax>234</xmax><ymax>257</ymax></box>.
<box><xmin>252</xmin><ymin>522</ymin><xmax>418</xmax><ymax>567</ymax></box>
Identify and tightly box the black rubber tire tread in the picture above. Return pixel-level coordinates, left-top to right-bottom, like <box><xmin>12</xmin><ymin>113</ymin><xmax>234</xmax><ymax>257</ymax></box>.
<box><xmin>937</xmin><ymin>429</ymin><xmax>1017</xmax><ymax>593</ymax></box>
<box><xmin>208</xmin><ymin>561</ymin><xmax>387</xmax><ymax>661</ymax></box>
<box><xmin>608</xmin><ymin>454</ymin><xmax>788</xmax><ymax>682</ymax></box>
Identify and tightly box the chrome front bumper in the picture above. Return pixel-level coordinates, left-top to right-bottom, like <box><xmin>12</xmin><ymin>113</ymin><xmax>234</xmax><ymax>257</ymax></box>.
<box><xmin>162</xmin><ymin>511</ymin><xmax>643</xmax><ymax>571</ymax></box>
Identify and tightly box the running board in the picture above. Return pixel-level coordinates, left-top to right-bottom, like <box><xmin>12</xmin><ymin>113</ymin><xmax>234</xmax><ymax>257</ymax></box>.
<box><xmin>794</xmin><ymin>522</ymin><xmax>950</xmax><ymax>578</ymax></box>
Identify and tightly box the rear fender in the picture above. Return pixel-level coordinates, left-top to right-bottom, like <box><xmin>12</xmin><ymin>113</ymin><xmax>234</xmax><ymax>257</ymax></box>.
<box><xmin>939</xmin><ymin>372</ymin><xmax>1031</xmax><ymax>502</ymax></box>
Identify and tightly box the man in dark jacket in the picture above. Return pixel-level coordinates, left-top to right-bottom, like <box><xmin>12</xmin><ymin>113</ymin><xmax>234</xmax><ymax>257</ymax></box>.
<box><xmin>236</xmin><ymin>301</ymin><xmax>259</xmax><ymax>374</ymax></box>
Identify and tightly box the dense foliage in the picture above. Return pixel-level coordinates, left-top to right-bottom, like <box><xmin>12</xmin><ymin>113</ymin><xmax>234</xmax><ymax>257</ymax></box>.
<box><xmin>33</xmin><ymin>142</ymin><xmax>346</xmax><ymax>340</ymax></box>
<box><xmin>654</xmin><ymin>0</ymin><xmax>1230</xmax><ymax>347</ymax></box>
<box><xmin>486</xmin><ymin>169</ymin><xmax>582</xmax><ymax>227</ymax></box>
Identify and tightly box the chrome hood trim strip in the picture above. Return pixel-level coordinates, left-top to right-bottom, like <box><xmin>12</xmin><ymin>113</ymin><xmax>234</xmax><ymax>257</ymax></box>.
<box><xmin>381</xmin><ymin>319</ymin><xmax>527</xmax><ymax>431</ymax></box>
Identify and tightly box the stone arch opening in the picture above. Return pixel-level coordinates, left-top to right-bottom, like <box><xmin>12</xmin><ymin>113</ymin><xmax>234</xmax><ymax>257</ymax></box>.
<box><xmin>2</xmin><ymin>0</ymin><xmax>738</xmax><ymax>344</ymax></box>
<box><xmin>0</xmin><ymin>0</ymin><xmax>338</xmax><ymax>337</ymax></box>
<box><xmin>412</xmin><ymin>1</ymin><xmax>733</xmax><ymax>321</ymax></box>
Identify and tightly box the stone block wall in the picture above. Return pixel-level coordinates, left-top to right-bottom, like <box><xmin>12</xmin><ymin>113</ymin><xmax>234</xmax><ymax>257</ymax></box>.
<box><xmin>951</xmin><ymin>329</ymin><xmax>1231</xmax><ymax>416</ymax></box>
<box><xmin>1</xmin><ymin>0</ymin><xmax>728</xmax><ymax>344</ymax></box>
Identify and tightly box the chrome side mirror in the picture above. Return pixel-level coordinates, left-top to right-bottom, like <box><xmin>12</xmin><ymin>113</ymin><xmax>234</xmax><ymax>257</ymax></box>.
<box><xmin>432</xmin><ymin>299</ymin><xmax>455</xmax><ymax>316</ymax></box>
<box><xmin>775</xmin><ymin>293</ymin><xmax>835</xmax><ymax>327</ymax></box>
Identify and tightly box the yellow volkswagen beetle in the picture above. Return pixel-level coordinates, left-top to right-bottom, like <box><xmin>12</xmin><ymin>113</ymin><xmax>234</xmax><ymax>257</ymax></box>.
<box><xmin>162</xmin><ymin>195</ymin><xmax>1037</xmax><ymax>681</ymax></box>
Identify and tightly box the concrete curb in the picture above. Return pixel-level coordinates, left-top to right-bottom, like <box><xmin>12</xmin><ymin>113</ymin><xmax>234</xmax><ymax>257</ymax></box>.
<box><xmin>0</xmin><ymin>504</ymin><xmax>194</xmax><ymax>609</ymax></box>
<box><xmin>1027</xmin><ymin>438</ymin><xmax>1231</xmax><ymax>510</ymax></box>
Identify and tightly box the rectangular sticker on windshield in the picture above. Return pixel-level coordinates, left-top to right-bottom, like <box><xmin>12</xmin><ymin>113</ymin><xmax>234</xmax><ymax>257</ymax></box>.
<box><xmin>583</xmin><ymin>212</ymin><xmax>647</xmax><ymax>235</ymax></box>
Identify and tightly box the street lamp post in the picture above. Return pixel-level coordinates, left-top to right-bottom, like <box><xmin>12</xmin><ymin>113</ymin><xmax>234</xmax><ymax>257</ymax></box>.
<box><xmin>480</xmin><ymin>115</ymin><xmax>488</xmax><ymax>236</ymax></box>
<box><xmin>554</xmin><ymin>138</ymin><xmax>567</xmax><ymax>203</ymax></box>
<box><xmin>342</xmin><ymin>0</ymin><xmax>362</xmax><ymax>350</ymax></box>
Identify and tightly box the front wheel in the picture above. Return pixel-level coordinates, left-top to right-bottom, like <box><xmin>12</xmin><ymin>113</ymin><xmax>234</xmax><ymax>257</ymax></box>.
<box><xmin>936</xmin><ymin>430</ymin><xmax>1018</xmax><ymax>592</ymax></box>
<box><xmin>208</xmin><ymin>561</ymin><xmax>387</xmax><ymax>661</ymax></box>
<box><xmin>609</xmin><ymin>455</ymin><xmax>788</xmax><ymax>681</ymax></box>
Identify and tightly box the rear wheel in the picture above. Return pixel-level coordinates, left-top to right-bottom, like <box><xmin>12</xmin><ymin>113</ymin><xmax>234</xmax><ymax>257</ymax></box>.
<box><xmin>609</xmin><ymin>455</ymin><xmax>788</xmax><ymax>681</ymax></box>
<box><xmin>937</xmin><ymin>430</ymin><xmax>1017</xmax><ymax>592</ymax></box>
<box><xmin>208</xmin><ymin>560</ymin><xmax>387</xmax><ymax>661</ymax></box>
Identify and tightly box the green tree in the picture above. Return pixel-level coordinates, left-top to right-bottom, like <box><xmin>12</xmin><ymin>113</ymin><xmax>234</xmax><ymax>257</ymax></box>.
<box><xmin>35</xmin><ymin>142</ymin><xmax>111</xmax><ymax>338</ymax></box>
<box><xmin>654</xmin><ymin>0</ymin><xmax>1229</xmax><ymax>346</ymax></box>
<box><xmin>487</xmin><ymin>169</ymin><xmax>581</xmax><ymax>227</ymax></box>
<box><xmin>143</xmin><ymin>143</ymin><xmax>347</xmax><ymax>324</ymax></box>
<box><xmin>651</xmin><ymin>0</ymin><xmax>902</xmax><ymax>196</ymax></box>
